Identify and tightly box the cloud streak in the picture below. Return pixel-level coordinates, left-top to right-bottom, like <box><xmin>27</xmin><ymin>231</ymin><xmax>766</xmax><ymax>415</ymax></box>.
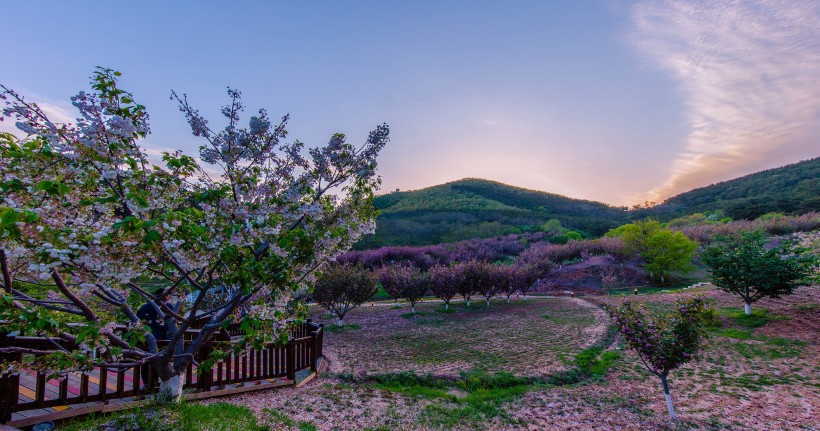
<box><xmin>630</xmin><ymin>0</ymin><xmax>820</xmax><ymax>203</ymax></box>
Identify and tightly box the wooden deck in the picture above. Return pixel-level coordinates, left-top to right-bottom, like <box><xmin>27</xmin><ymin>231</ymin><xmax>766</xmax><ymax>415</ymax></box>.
<box><xmin>1</xmin><ymin>322</ymin><xmax>324</xmax><ymax>428</ymax></box>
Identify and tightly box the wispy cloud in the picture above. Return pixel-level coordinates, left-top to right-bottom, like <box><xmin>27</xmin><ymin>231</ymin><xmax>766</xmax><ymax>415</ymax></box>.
<box><xmin>0</xmin><ymin>99</ymin><xmax>76</xmax><ymax>136</ymax></box>
<box><xmin>629</xmin><ymin>0</ymin><xmax>820</xmax><ymax>203</ymax></box>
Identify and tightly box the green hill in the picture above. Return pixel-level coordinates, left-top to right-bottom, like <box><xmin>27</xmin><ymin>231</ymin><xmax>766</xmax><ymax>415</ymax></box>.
<box><xmin>355</xmin><ymin>179</ymin><xmax>630</xmax><ymax>248</ymax></box>
<box><xmin>642</xmin><ymin>157</ymin><xmax>820</xmax><ymax>220</ymax></box>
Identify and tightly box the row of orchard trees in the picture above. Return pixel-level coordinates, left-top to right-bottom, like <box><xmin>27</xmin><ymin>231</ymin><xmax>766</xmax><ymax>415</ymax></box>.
<box><xmin>0</xmin><ymin>69</ymin><xmax>388</xmax><ymax>400</ymax></box>
<box><xmin>312</xmin><ymin>260</ymin><xmax>544</xmax><ymax>324</ymax></box>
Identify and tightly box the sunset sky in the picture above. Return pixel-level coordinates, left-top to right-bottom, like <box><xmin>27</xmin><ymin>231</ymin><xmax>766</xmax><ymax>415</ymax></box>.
<box><xmin>2</xmin><ymin>1</ymin><xmax>818</xmax><ymax>206</ymax></box>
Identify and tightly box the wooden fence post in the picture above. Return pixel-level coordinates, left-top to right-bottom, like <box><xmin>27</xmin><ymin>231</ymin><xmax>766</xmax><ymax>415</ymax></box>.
<box><xmin>286</xmin><ymin>338</ymin><xmax>296</xmax><ymax>382</ymax></box>
<box><xmin>310</xmin><ymin>332</ymin><xmax>317</xmax><ymax>372</ymax></box>
<box><xmin>0</xmin><ymin>335</ymin><xmax>20</xmax><ymax>423</ymax></box>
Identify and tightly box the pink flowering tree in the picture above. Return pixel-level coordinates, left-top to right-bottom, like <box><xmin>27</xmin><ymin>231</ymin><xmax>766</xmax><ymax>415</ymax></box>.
<box><xmin>605</xmin><ymin>296</ymin><xmax>710</xmax><ymax>422</ymax></box>
<box><xmin>378</xmin><ymin>265</ymin><xmax>409</xmax><ymax>306</ymax></box>
<box><xmin>401</xmin><ymin>267</ymin><xmax>429</xmax><ymax>314</ymax></box>
<box><xmin>505</xmin><ymin>263</ymin><xmax>541</xmax><ymax>302</ymax></box>
<box><xmin>428</xmin><ymin>265</ymin><xmax>459</xmax><ymax>310</ymax></box>
<box><xmin>0</xmin><ymin>68</ymin><xmax>387</xmax><ymax>401</ymax></box>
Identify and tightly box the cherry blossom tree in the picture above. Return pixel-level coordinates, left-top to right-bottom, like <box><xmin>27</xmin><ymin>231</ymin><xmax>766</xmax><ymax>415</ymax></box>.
<box><xmin>428</xmin><ymin>265</ymin><xmax>459</xmax><ymax>310</ymax></box>
<box><xmin>401</xmin><ymin>267</ymin><xmax>429</xmax><ymax>314</ymax></box>
<box><xmin>0</xmin><ymin>68</ymin><xmax>387</xmax><ymax>401</ymax></box>
<box><xmin>605</xmin><ymin>296</ymin><xmax>710</xmax><ymax>422</ymax></box>
<box><xmin>378</xmin><ymin>265</ymin><xmax>409</xmax><ymax>306</ymax></box>
<box><xmin>312</xmin><ymin>264</ymin><xmax>377</xmax><ymax>326</ymax></box>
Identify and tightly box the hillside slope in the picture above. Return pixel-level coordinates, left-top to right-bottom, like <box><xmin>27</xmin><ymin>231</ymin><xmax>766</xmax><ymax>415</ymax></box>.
<box><xmin>643</xmin><ymin>157</ymin><xmax>820</xmax><ymax>220</ymax></box>
<box><xmin>355</xmin><ymin>179</ymin><xmax>629</xmax><ymax>248</ymax></box>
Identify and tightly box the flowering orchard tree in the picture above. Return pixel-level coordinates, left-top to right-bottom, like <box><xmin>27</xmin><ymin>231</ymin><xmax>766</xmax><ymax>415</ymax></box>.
<box><xmin>378</xmin><ymin>265</ymin><xmax>409</xmax><ymax>305</ymax></box>
<box><xmin>456</xmin><ymin>260</ymin><xmax>493</xmax><ymax>307</ymax></box>
<box><xmin>428</xmin><ymin>265</ymin><xmax>459</xmax><ymax>310</ymax></box>
<box><xmin>502</xmin><ymin>263</ymin><xmax>541</xmax><ymax>302</ymax></box>
<box><xmin>312</xmin><ymin>264</ymin><xmax>377</xmax><ymax>326</ymax></box>
<box><xmin>401</xmin><ymin>267</ymin><xmax>429</xmax><ymax>314</ymax></box>
<box><xmin>605</xmin><ymin>296</ymin><xmax>710</xmax><ymax>422</ymax></box>
<box><xmin>0</xmin><ymin>69</ymin><xmax>387</xmax><ymax>400</ymax></box>
<box><xmin>476</xmin><ymin>263</ymin><xmax>499</xmax><ymax>306</ymax></box>
<box><xmin>701</xmin><ymin>230</ymin><xmax>817</xmax><ymax>315</ymax></box>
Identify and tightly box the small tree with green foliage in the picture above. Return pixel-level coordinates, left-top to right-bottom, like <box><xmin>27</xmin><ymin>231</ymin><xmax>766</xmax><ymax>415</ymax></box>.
<box><xmin>313</xmin><ymin>264</ymin><xmax>377</xmax><ymax>325</ymax></box>
<box><xmin>701</xmin><ymin>230</ymin><xmax>817</xmax><ymax>315</ymax></box>
<box><xmin>605</xmin><ymin>296</ymin><xmax>710</xmax><ymax>422</ymax></box>
<box><xmin>609</xmin><ymin>219</ymin><xmax>696</xmax><ymax>283</ymax></box>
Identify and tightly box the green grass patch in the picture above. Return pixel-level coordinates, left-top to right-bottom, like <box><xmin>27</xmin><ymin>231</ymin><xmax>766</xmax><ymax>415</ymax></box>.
<box><xmin>731</xmin><ymin>337</ymin><xmax>806</xmax><ymax>359</ymax></box>
<box><xmin>707</xmin><ymin>327</ymin><xmax>754</xmax><ymax>340</ymax></box>
<box><xmin>61</xmin><ymin>402</ymin><xmax>269</xmax><ymax>431</ymax></box>
<box><xmin>370</xmin><ymin>285</ymin><xmax>392</xmax><ymax>301</ymax></box>
<box><xmin>721</xmin><ymin>373</ymin><xmax>794</xmax><ymax>391</ymax></box>
<box><xmin>265</xmin><ymin>408</ymin><xmax>316</xmax><ymax>431</ymax></box>
<box><xmin>574</xmin><ymin>347</ymin><xmax>621</xmax><ymax>377</ymax></box>
<box><xmin>324</xmin><ymin>323</ymin><xmax>362</xmax><ymax>333</ymax></box>
<box><xmin>352</xmin><ymin>371</ymin><xmax>533</xmax><ymax>427</ymax></box>
<box><xmin>721</xmin><ymin>308</ymin><xmax>785</xmax><ymax>329</ymax></box>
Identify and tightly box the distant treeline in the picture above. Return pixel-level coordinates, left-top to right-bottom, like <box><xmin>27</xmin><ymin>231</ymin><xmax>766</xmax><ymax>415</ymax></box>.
<box><xmin>340</xmin><ymin>212</ymin><xmax>820</xmax><ymax>270</ymax></box>
<box><xmin>639</xmin><ymin>157</ymin><xmax>820</xmax><ymax>221</ymax></box>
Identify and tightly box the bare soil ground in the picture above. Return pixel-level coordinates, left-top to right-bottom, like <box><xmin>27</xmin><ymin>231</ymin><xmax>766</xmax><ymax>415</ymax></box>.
<box><xmin>320</xmin><ymin>297</ymin><xmax>607</xmax><ymax>377</ymax></box>
<box><xmin>213</xmin><ymin>286</ymin><xmax>820</xmax><ymax>431</ymax></box>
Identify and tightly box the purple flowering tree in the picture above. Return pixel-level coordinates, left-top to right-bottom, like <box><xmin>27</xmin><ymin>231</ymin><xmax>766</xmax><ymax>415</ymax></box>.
<box><xmin>0</xmin><ymin>69</ymin><xmax>387</xmax><ymax>401</ymax></box>
<box><xmin>402</xmin><ymin>267</ymin><xmax>429</xmax><ymax>314</ymax></box>
<box><xmin>508</xmin><ymin>263</ymin><xmax>541</xmax><ymax>302</ymax></box>
<box><xmin>605</xmin><ymin>296</ymin><xmax>710</xmax><ymax>422</ymax></box>
<box><xmin>379</xmin><ymin>265</ymin><xmax>410</xmax><ymax>306</ymax></box>
<box><xmin>428</xmin><ymin>265</ymin><xmax>459</xmax><ymax>310</ymax></box>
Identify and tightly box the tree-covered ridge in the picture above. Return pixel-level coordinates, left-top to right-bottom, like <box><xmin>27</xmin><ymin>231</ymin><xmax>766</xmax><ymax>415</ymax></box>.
<box><xmin>646</xmin><ymin>157</ymin><xmax>820</xmax><ymax>220</ymax></box>
<box><xmin>360</xmin><ymin>179</ymin><xmax>629</xmax><ymax>248</ymax></box>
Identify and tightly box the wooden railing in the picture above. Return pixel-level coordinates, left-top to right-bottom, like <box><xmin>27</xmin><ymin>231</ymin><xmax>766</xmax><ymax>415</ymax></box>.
<box><xmin>0</xmin><ymin>321</ymin><xmax>323</xmax><ymax>423</ymax></box>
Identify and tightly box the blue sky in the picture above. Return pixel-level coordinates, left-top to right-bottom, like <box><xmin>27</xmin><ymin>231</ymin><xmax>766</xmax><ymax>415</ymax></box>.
<box><xmin>2</xmin><ymin>1</ymin><xmax>818</xmax><ymax>205</ymax></box>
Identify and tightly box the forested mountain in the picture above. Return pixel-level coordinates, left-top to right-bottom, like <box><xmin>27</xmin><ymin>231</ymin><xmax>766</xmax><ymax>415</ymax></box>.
<box><xmin>355</xmin><ymin>179</ymin><xmax>629</xmax><ymax>248</ymax></box>
<box><xmin>641</xmin><ymin>157</ymin><xmax>820</xmax><ymax>220</ymax></box>
<box><xmin>356</xmin><ymin>157</ymin><xmax>820</xmax><ymax>249</ymax></box>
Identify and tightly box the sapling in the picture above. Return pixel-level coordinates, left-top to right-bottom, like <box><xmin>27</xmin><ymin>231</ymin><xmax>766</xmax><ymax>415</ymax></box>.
<box><xmin>605</xmin><ymin>296</ymin><xmax>710</xmax><ymax>422</ymax></box>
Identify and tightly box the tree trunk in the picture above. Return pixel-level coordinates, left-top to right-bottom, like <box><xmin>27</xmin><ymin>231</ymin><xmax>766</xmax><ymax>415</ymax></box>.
<box><xmin>486</xmin><ymin>298</ymin><xmax>490</xmax><ymax>306</ymax></box>
<box><xmin>466</xmin><ymin>298</ymin><xmax>471</xmax><ymax>307</ymax></box>
<box><xmin>744</xmin><ymin>301</ymin><xmax>752</xmax><ymax>316</ymax></box>
<box><xmin>337</xmin><ymin>317</ymin><xmax>343</xmax><ymax>326</ymax></box>
<box><xmin>660</xmin><ymin>374</ymin><xmax>677</xmax><ymax>422</ymax></box>
<box><xmin>660</xmin><ymin>275</ymin><xmax>665</xmax><ymax>284</ymax></box>
<box><xmin>444</xmin><ymin>302</ymin><xmax>449</xmax><ymax>311</ymax></box>
<box><xmin>507</xmin><ymin>296</ymin><xmax>511</xmax><ymax>304</ymax></box>
<box><xmin>411</xmin><ymin>305</ymin><xmax>415</xmax><ymax>314</ymax></box>
<box><xmin>157</xmin><ymin>372</ymin><xmax>185</xmax><ymax>404</ymax></box>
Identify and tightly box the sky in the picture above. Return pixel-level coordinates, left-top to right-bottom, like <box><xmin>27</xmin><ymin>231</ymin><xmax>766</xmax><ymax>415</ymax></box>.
<box><xmin>1</xmin><ymin>0</ymin><xmax>818</xmax><ymax>206</ymax></box>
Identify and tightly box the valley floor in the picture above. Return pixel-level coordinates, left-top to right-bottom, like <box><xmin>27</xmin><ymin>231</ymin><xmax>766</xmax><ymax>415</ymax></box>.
<box><xmin>211</xmin><ymin>286</ymin><xmax>819</xmax><ymax>431</ymax></box>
